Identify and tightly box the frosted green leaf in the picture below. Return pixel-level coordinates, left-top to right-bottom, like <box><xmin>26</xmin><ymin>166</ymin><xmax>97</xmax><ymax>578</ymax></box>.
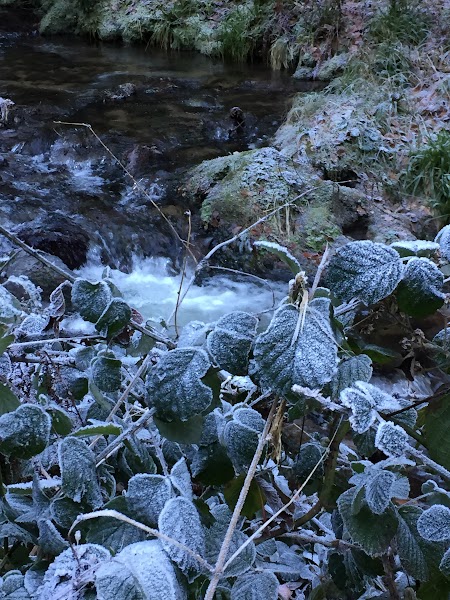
<box><xmin>231</xmin><ymin>571</ymin><xmax>279</xmax><ymax>600</ymax></box>
<box><xmin>440</xmin><ymin>547</ymin><xmax>450</xmax><ymax>577</ymax></box>
<box><xmin>0</xmin><ymin>404</ymin><xmax>51</xmax><ymax>460</ymax></box>
<box><xmin>391</xmin><ymin>240</ymin><xmax>440</xmax><ymax>258</ymax></box>
<box><xmin>71</xmin><ymin>279</ymin><xmax>112</xmax><ymax>323</ymax></box>
<box><xmin>0</xmin><ymin>572</ymin><xmax>30</xmax><ymax>599</ymax></box>
<box><xmin>253</xmin><ymin>240</ymin><xmax>301</xmax><ymax>275</ymax></box>
<box><xmin>436</xmin><ymin>224</ymin><xmax>450</xmax><ymax>261</ymax></box>
<box><xmin>293</xmin><ymin>442</ymin><xmax>324</xmax><ymax>481</ymax></box>
<box><xmin>327</xmin><ymin>241</ymin><xmax>403</xmax><ymax>304</ymax></box>
<box><xmin>37</xmin><ymin>519</ymin><xmax>69</xmax><ymax>556</ymax></box>
<box><xmin>0</xmin><ymin>285</ymin><xmax>22</xmax><ymax>324</ymax></box>
<box><xmin>253</xmin><ymin>304</ymin><xmax>338</xmax><ymax>399</ymax></box>
<box><xmin>207</xmin><ymin>311</ymin><xmax>258</xmax><ymax>375</ymax></box>
<box><xmin>37</xmin><ymin>544</ymin><xmax>110</xmax><ymax>600</ymax></box>
<box><xmin>146</xmin><ymin>348</ymin><xmax>213</xmax><ymax>421</ymax></box>
<box><xmin>0</xmin><ymin>383</ymin><xmax>20</xmax><ymax>416</ymax></box>
<box><xmin>340</xmin><ymin>387</ymin><xmax>376</xmax><ymax>434</ymax></box>
<box><xmin>417</xmin><ymin>505</ymin><xmax>450</xmax><ymax>542</ymax></box>
<box><xmin>375</xmin><ymin>421</ymin><xmax>409</xmax><ymax>458</ymax></box>
<box><xmin>73</xmin><ymin>420</ymin><xmax>122</xmax><ymax>438</ymax></box>
<box><xmin>170</xmin><ymin>458</ymin><xmax>193</xmax><ymax>500</ymax></box>
<box><xmin>158</xmin><ymin>497</ymin><xmax>205</xmax><ymax>579</ymax></box>
<box><xmin>397</xmin><ymin>506</ymin><xmax>430</xmax><ymax>581</ymax></box>
<box><xmin>330</xmin><ymin>354</ymin><xmax>372</xmax><ymax>398</ymax></box>
<box><xmin>95</xmin><ymin>298</ymin><xmax>132</xmax><ymax>339</ymax></box>
<box><xmin>59</xmin><ymin>437</ymin><xmax>103</xmax><ymax>508</ymax></box>
<box><xmin>223</xmin><ymin>407</ymin><xmax>265</xmax><ymax>473</ymax></box>
<box><xmin>95</xmin><ymin>540</ymin><xmax>186</xmax><ymax>600</ymax></box>
<box><xmin>127</xmin><ymin>474</ymin><xmax>174</xmax><ymax>527</ymax></box>
<box><xmin>365</xmin><ymin>470</ymin><xmax>396</xmax><ymax>514</ymax></box>
<box><xmin>397</xmin><ymin>257</ymin><xmax>445</xmax><ymax>318</ymax></box>
<box><xmin>337</xmin><ymin>487</ymin><xmax>398</xmax><ymax>556</ymax></box>
<box><xmin>91</xmin><ymin>353</ymin><xmax>122</xmax><ymax>393</ymax></box>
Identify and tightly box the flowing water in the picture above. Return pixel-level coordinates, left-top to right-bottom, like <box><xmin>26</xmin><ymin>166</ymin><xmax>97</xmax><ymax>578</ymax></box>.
<box><xmin>0</xmin><ymin>35</ymin><xmax>311</xmax><ymax>324</ymax></box>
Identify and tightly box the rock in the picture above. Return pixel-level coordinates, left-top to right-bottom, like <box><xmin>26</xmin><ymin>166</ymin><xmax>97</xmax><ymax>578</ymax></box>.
<box><xmin>2</xmin><ymin>250</ymin><xmax>73</xmax><ymax>298</ymax></box>
<box><xmin>0</xmin><ymin>98</ymin><xmax>15</xmax><ymax>126</ymax></box>
<box><xmin>104</xmin><ymin>83</ymin><xmax>137</xmax><ymax>102</ymax></box>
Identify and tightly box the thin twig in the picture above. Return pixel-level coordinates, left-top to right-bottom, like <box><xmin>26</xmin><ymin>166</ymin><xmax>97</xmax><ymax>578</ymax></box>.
<box><xmin>9</xmin><ymin>336</ymin><xmax>103</xmax><ymax>350</ymax></box>
<box><xmin>309</xmin><ymin>244</ymin><xmax>330</xmax><ymax>300</ymax></box>
<box><xmin>69</xmin><ymin>509</ymin><xmax>213</xmax><ymax>572</ymax></box>
<box><xmin>281</xmin><ymin>532</ymin><xmax>358</xmax><ymax>549</ymax></box>
<box><xmin>174</xmin><ymin>211</ymin><xmax>192</xmax><ymax>338</ymax></box>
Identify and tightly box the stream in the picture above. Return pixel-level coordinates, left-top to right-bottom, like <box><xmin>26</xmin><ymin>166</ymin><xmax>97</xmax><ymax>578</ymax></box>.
<box><xmin>0</xmin><ymin>35</ymin><xmax>314</xmax><ymax>325</ymax></box>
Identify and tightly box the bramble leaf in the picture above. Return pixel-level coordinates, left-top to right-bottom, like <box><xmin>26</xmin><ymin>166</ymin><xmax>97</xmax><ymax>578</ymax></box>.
<box><xmin>231</xmin><ymin>571</ymin><xmax>279</xmax><ymax>600</ymax></box>
<box><xmin>396</xmin><ymin>257</ymin><xmax>444</xmax><ymax>318</ymax></box>
<box><xmin>207</xmin><ymin>311</ymin><xmax>258</xmax><ymax>375</ymax></box>
<box><xmin>417</xmin><ymin>505</ymin><xmax>450</xmax><ymax>542</ymax></box>
<box><xmin>59</xmin><ymin>437</ymin><xmax>103</xmax><ymax>508</ymax></box>
<box><xmin>0</xmin><ymin>404</ymin><xmax>51</xmax><ymax>459</ymax></box>
<box><xmin>331</xmin><ymin>355</ymin><xmax>373</xmax><ymax>398</ymax></box>
<box><xmin>71</xmin><ymin>279</ymin><xmax>112</xmax><ymax>323</ymax></box>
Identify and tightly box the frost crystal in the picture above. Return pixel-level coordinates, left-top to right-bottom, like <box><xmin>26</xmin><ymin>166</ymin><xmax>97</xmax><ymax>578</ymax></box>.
<box><xmin>417</xmin><ymin>504</ymin><xmax>450</xmax><ymax>542</ymax></box>
<box><xmin>375</xmin><ymin>421</ymin><xmax>409</xmax><ymax>457</ymax></box>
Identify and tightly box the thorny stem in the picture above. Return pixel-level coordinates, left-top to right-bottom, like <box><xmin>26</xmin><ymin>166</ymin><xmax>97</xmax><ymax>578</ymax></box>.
<box><xmin>203</xmin><ymin>400</ymin><xmax>278</xmax><ymax>600</ymax></box>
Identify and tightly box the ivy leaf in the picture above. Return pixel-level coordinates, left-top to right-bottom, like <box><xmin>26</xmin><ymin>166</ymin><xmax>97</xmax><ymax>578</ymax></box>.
<box><xmin>158</xmin><ymin>497</ymin><xmax>205</xmax><ymax>579</ymax></box>
<box><xmin>126</xmin><ymin>474</ymin><xmax>174</xmax><ymax>527</ymax></box>
<box><xmin>253</xmin><ymin>240</ymin><xmax>301</xmax><ymax>274</ymax></box>
<box><xmin>146</xmin><ymin>348</ymin><xmax>213</xmax><ymax>421</ymax></box>
<box><xmin>0</xmin><ymin>383</ymin><xmax>20</xmax><ymax>416</ymax></box>
<box><xmin>330</xmin><ymin>355</ymin><xmax>373</xmax><ymax>398</ymax></box>
<box><xmin>71</xmin><ymin>279</ymin><xmax>112</xmax><ymax>323</ymax></box>
<box><xmin>417</xmin><ymin>505</ymin><xmax>450</xmax><ymax>542</ymax></box>
<box><xmin>253</xmin><ymin>304</ymin><xmax>338</xmax><ymax>399</ymax></box>
<box><xmin>231</xmin><ymin>571</ymin><xmax>279</xmax><ymax>600</ymax></box>
<box><xmin>338</xmin><ymin>487</ymin><xmax>398</xmax><ymax>556</ymax></box>
<box><xmin>396</xmin><ymin>258</ymin><xmax>445</xmax><ymax>318</ymax></box>
<box><xmin>365</xmin><ymin>470</ymin><xmax>397</xmax><ymax>515</ymax></box>
<box><xmin>0</xmin><ymin>404</ymin><xmax>51</xmax><ymax>459</ymax></box>
<box><xmin>397</xmin><ymin>506</ymin><xmax>431</xmax><ymax>581</ymax></box>
<box><xmin>95</xmin><ymin>298</ymin><xmax>132</xmax><ymax>340</ymax></box>
<box><xmin>59</xmin><ymin>437</ymin><xmax>103</xmax><ymax>508</ymax></box>
<box><xmin>91</xmin><ymin>353</ymin><xmax>122</xmax><ymax>393</ymax></box>
<box><xmin>327</xmin><ymin>241</ymin><xmax>403</xmax><ymax>304</ymax></box>
<box><xmin>207</xmin><ymin>312</ymin><xmax>258</xmax><ymax>375</ymax></box>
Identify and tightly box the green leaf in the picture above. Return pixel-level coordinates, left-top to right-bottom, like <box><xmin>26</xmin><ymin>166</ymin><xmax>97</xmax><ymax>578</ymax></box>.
<box><xmin>0</xmin><ymin>382</ymin><xmax>20</xmax><ymax>416</ymax></box>
<box><xmin>328</xmin><ymin>241</ymin><xmax>403</xmax><ymax>304</ymax></box>
<box><xmin>253</xmin><ymin>304</ymin><xmax>338</xmax><ymax>400</ymax></box>
<box><xmin>424</xmin><ymin>394</ymin><xmax>450</xmax><ymax>470</ymax></box>
<box><xmin>397</xmin><ymin>258</ymin><xmax>445</xmax><ymax>318</ymax></box>
<box><xmin>253</xmin><ymin>240</ymin><xmax>302</xmax><ymax>274</ymax></box>
<box><xmin>417</xmin><ymin>505</ymin><xmax>450</xmax><ymax>542</ymax></box>
<box><xmin>223</xmin><ymin>407</ymin><xmax>265</xmax><ymax>473</ymax></box>
<box><xmin>337</xmin><ymin>487</ymin><xmax>398</xmax><ymax>556</ymax></box>
<box><xmin>231</xmin><ymin>571</ymin><xmax>279</xmax><ymax>600</ymax></box>
<box><xmin>293</xmin><ymin>442</ymin><xmax>324</xmax><ymax>482</ymax></box>
<box><xmin>207</xmin><ymin>311</ymin><xmax>258</xmax><ymax>375</ymax></box>
<box><xmin>71</xmin><ymin>278</ymin><xmax>112</xmax><ymax>323</ymax></box>
<box><xmin>127</xmin><ymin>473</ymin><xmax>174</xmax><ymax>527</ymax></box>
<box><xmin>191</xmin><ymin>442</ymin><xmax>235</xmax><ymax>485</ymax></box>
<box><xmin>397</xmin><ymin>506</ymin><xmax>431</xmax><ymax>581</ymax></box>
<box><xmin>359</xmin><ymin>343</ymin><xmax>403</xmax><ymax>366</ymax></box>
<box><xmin>440</xmin><ymin>547</ymin><xmax>450</xmax><ymax>577</ymax></box>
<box><xmin>224</xmin><ymin>475</ymin><xmax>265</xmax><ymax>518</ymax></box>
<box><xmin>146</xmin><ymin>348</ymin><xmax>213</xmax><ymax>421</ymax></box>
<box><xmin>95</xmin><ymin>298</ymin><xmax>132</xmax><ymax>340</ymax></box>
<box><xmin>91</xmin><ymin>353</ymin><xmax>122</xmax><ymax>393</ymax></box>
<box><xmin>59</xmin><ymin>437</ymin><xmax>103</xmax><ymax>508</ymax></box>
<box><xmin>0</xmin><ymin>334</ymin><xmax>14</xmax><ymax>355</ymax></box>
<box><xmin>154</xmin><ymin>414</ymin><xmax>204</xmax><ymax>444</ymax></box>
<box><xmin>0</xmin><ymin>404</ymin><xmax>51</xmax><ymax>459</ymax></box>
<box><xmin>330</xmin><ymin>354</ymin><xmax>372</xmax><ymax>398</ymax></box>
<box><xmin>73</xmin><ymin>420</ymin><xmax>122</xmax><ymax>438</ymax></box>
<box><xmin>48</xmin><ymin>406</ymin><xmax>73</xmax><ymax>435</ymax></box>
<box><xmin>391</xmin><ymin>240</ymin><xmax>440</xmax><ymax>258</ymax></box>
<box><xmin>365</xmin><ymin>470</ymin><xmax>397</xmax><ymax>515</ymax></box>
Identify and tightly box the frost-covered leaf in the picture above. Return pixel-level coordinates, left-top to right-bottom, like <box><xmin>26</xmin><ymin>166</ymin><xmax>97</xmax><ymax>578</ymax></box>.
<box><xmin>158</xmin><ymin>497</ymin><xmax>205</xmax><ymax>579</ymax></box>
<box><xmin>0</xmin><ymin>286</ymin><xmax>22</xmax><ymax>324</ymax></box>
<box><xmin>365</xmin><ymin>470</ymin><xmax>396</xmax><ymax>515</ymax></box>
<box><xmin>91</xmin><ymin>352</ymin><xmax>122</xmax><ymax>393</ymax></box>
<box><xmin>293</xmin><ymin>442</ymin><xmax>324</xmax><ymax>482</ymax></box>
<box><xmin>73</xmin><ymin>420</ymin><xmax>122</xmax><ymax>438</ymax></box>
<box><xmin>37</xmin><ymin>519</ymin><xmax>69</xmax><ymax>556</ymax></box>
<box><xmin>0</xmin><ymin>571</ymin><xmax>31</xmax><ymax>599</ymax></box>
<box><xmin>127</xmin><ymin>474</ymin><xmax>174</xmax><ymax>527</ymax></box>
<box><xmin>341</xmin><ymin>383</ymin><xmax>401</xmax><ymax>434</ymax></box>
<box><xmin>146</xmin><ymin>348</ymin><xmax>212</xmax><ymax>421</ymax></box>
<box><xmin>170</xmin><ymin>458</ymin><xmax>193</xmax><ymax>501</ymax></box>
<box><xmin>95</xmin><ymin>298</ymin><xmax>132</xmax><ymax>340</ymax></box>
<box><xmin>0</xmin><ymin>383</ymin><xmax>20</xmax><ymax>416</ymax></box>
<box><xmin>231</xmin><ymin>571</ymin><xmax>279</xmax><ymax>600</ymax></box>
<box><xmin>330</xmin><ymin>355</ymin><xmax>372</xmax><ymax>398</ymax></box>
<box><xmin>338</xmin><ymin>487</ymin><xmax>398</xmax><ymax>556</ymax></box>
<box><xmin>0</xmin><ymin>404</ymin><xmax>51</xmax><ymax>459</ymax></box>
<box><xmin>327</xmin><ymin>241</ymin><xmax>403</xmax><ymax>304</ymax></box>
<box><xmin>253</xmin><ymin>240</ymin><xmax>301</xmax><ymax>274</ymax></box>
<box><xmin>375</xmin><ymin>421</ymin><xmax>409</xmax><ymax>457</ymax></box>
<box><xmin>37</xmin><ymin>544</ymin><xmax>110</xmax><ymax>600</ymax></box>
<box><xmin>424</xmin><ymin>394</ymin><xmax>450</xmax><ymax>471</ymax></box>
<box><xmin>436</xmin><ymin>224</ymin><xmax>450</xmax><ymax>261</ymax></box>
<box><xmin>59</xmin><ymin>437</ymin><xmax>102</xmax><ymax>508</ymax></box>
<box><xmin>223</xmin><ymin>407</ymin><xmax>265</xmax><ymax>473</ymax></box>
<box><xmin>397</xmin><ymin>506</ymin><xmax>431</xmax><ymax>581</ymax></box>
<box><xmin>391</xmin><ymin>240</ymin><xmax>440</xmax><ymax>258</ymax></box>
<box><xmin>205</xmin><ymin>505</ymin><xmax>256</xmax><ymax>577</ymax></box>
<box><xmin>50</xmin><ymin>496</ymin><xmax>86</xmax><ymax>529</ymax></box>
<box><xmin>440</xmin><ymin>547</ymin><xmax>450</xmax><ymax>577</ymax></box>
<box><xmin>95</xmin><ymin>540</ymin><xmax>186</xmax><ymax>600</ymax></box>
<box><xmin>207</xmin><ymin>312</ymin><xmax>258</xmax><ymax>375</ymax></box>
<box><xmin>154</xmin><ymin>414</ymin><xmax>204</xmax><ymax>444</ymax></box>
<box><xmin>396</xmin><ymin>257</ymin><xmax>445</xmax><ymax>318</ymax></box>
<box><xmin>417</xmin><ymin>505</ymin><xmax>450</xmax><ymax>542</ymax></box>
<box><xmin>253</xmin><ymin>304</ymin><xmax>337</xmax><ymax>399</ymax></box>
<box><xmin>47</xmin><ymin>282</ymin><xmax>67</xmax><ymax>319</ymax></box>
<box><xmin>71</xmin><ymin>279</ymin><xmax>112</xmax><ymax>323</ymax></box>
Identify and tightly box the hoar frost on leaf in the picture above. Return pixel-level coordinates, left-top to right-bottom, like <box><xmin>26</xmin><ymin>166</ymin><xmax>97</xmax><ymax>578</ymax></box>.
<box><xmin>330</xmin><ymin>354</ymin><xmax>373</xmax><ymax>398</ymax></box>
<box><xmin>435</xmin><ymin>224</ymin><xmax>450</xmax><ymax>262</ymax></box>
<box><xmin>417</xmin><ymin>505</ymin><xmax>450</xmax><ymax>542</ymax></box>
<box><xmin>59</xmin><ymin>436</ymin><xmax>103</xmax><ymax>508</ymax></box>
<box><xmin>375</xmin><ymin>421</ymin><xmax>409</xmax><ymax>458</ymax></box>
<box><xmin>365</xmin><ymin>470</ymin><xmax>397</xmax><ymax>515</ymax></box>
<box><xmin>170</xmin><ymin>458</ymin><xmax>193</xmax><ymax>500</ymax></box>
<box><xmin>252</xmin><ymin>304</ymin><xmax>338</xmax><ymax>400</ymax></box>
<box><xmin>231</xmin><ymin>571</ymin><xmax>279</xmax><ymax>600</ymax></box>
<box><xmin>327</xmin><ymin>241</ymin><xmax>403</xmax><ymax>304</ymax></box>
<box><xmin>0</xmin><ymin>404</ymin><xmax>51</xmax><ymax>460</ymax></box>
<box><xmin>71</xmin><ymin>279</ymin><xmax>112</xmax><ymax>323</ymax></box>
<box><xmin>253</xmin><ymin>240</ymin><xmax>302</xmax><ymax>275</ymax></box>
<box><xmin>158</xmin><ymin>497</ymin><xmax>205</xmax><ymax>579</ymax></box>
<box><xmin>207</xmin><ymin>311</ymin><xmax>258</xmax><ymax>375</ymax></box>
<box><xmin>391</xmin><ymin>240</ymin><xmax>440</xmax><ymax>258</ymax></box>
<box><xmin>222</xmin><ymin>406</ymin><xmax>265</xmax><ymax>473</ymax></box>
<box><xmin>146</xmin><ymin>348</ymin><xmax>213</xmax><ymax>421</ymax></box>
<box><xmin>340</xmin><ymin>382</ymin><xmax>401</xmax><ymax>434</ymax></box>
<box><xmin>91</xmin><ymin>352</ymin><xmax>122</xmax><ymax>393</ymax></box>
<box><xmin>396</xmin><ymin>257</ymin><xmax>445</xmax><ymax>318</ymax></box>
<box><xmin>126</xmin><ymin>474</ymin><xmax>174</xmax><ymax>527</ymax></box>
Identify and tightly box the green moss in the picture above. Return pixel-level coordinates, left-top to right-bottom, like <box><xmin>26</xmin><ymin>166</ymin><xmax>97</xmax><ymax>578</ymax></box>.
<box><xmin>301</xmin><ymin>204</ymin><xmax>341</xmax><ymax>251</ymax></box>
